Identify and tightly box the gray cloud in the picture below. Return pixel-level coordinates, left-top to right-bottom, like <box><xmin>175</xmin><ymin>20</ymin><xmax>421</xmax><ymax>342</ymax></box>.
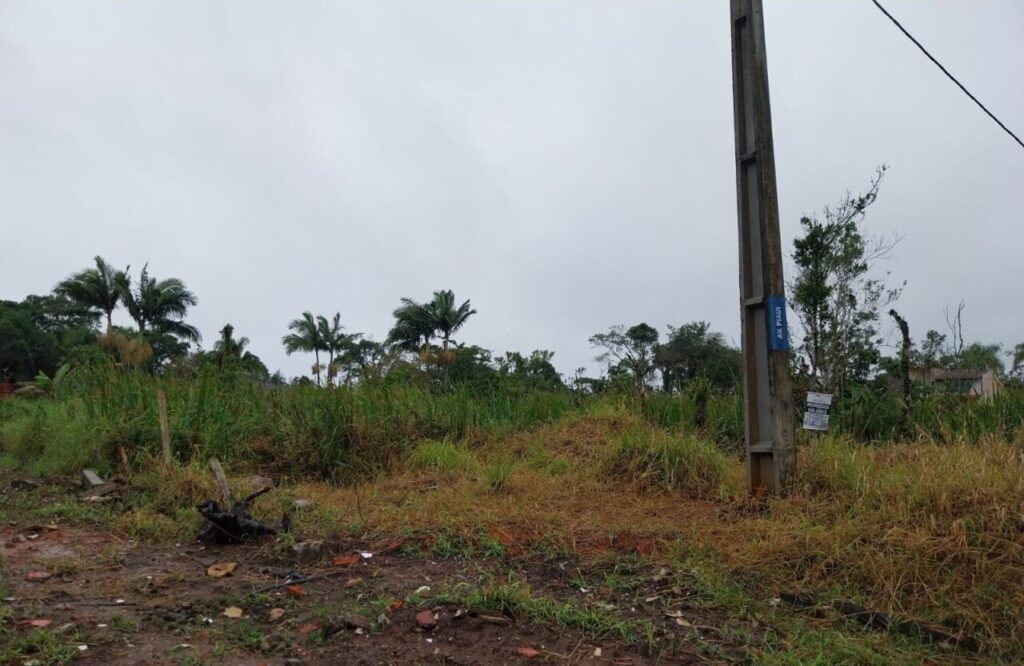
<box><xmin>1</xmin><ymin>0</ymin><xmax>1021</xmax><ymax>378</ymax></box>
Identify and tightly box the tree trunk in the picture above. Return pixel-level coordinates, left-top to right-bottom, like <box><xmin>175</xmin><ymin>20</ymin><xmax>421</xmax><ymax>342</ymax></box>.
<box><xmin>314</xmin><ymin>349</ymin><xmax>322</xmax><ymax>387</ymax></box>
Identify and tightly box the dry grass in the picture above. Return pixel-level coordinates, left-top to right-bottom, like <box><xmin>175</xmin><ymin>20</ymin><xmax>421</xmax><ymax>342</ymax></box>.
<box><xmin>736</xmin><ymin>437</ymin><xmax>1024</xmax><ymax>654</ymax></box>
<box><xmin>82</xmin><ymin>416</ymin><xmax>1024</xmax><ymax>659</ymax></box>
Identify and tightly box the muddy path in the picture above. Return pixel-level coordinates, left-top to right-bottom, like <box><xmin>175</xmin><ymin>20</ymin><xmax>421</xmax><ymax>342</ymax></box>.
<box><xmin>0</xmin><ymin>482</ymin><xmax>761</xmax><ymax>665</ymax></box>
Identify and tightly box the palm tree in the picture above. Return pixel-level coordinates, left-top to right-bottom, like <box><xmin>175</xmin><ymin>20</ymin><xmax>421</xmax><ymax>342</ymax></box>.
<box><xmin>117</xmin><ymin>265</ymin><xmax>201</xmax><ymax>343</ymax></box>
<box><xmin>282</xmin><ymin>312</ymin><xmax>324</xmax><ymax>386</ymax></box>
<box><xmin>386</xmin><ymin>290</ymin><xmax>477</xmax><ymax>355</ymax></box>
<box><xmin>213</xmin><ymin>323</ymin><xmax>268</xmax><ymax>377</ymax></box>
<box><xmin>387</xmin><ymin>298</ymin><xmax>437</xmax><ymax>352</ymax></box>
<box><xmin>214</xmin><ymin>323</ymin><xmax>248</xmax><ymax>359</ymax></box>
<box><xmin>54</xmin><ymin>256</ymin><xmax>129</xmax><ymax>332</ymax></box>
<box><xmin>318</xmin><ymin>312</ymin><xmax>358</xmax><ymax>386</ymax></box>
<box><xmin>428</xmin><ymin>290</ymin><xmax>477</xmax><ymax>352</ymax></box>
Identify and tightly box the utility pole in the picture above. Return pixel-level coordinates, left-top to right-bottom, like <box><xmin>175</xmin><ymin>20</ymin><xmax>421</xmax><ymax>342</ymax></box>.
<box><xmin>729</xmin><ymin>0</ymin><xmax>795</xmax><ymax>494</ymax></box>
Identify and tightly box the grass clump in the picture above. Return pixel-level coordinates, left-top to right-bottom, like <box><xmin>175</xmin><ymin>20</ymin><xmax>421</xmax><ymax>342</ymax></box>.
<box><xmin>407</xmin><ymin>439</ymin><xmax>475</xmax><ymax>475</ymax></box>
<box><xmin>483</xmin><ymin>455</ymin><xmax>515</xmax><ymax>491</ymax></box>
<box><xmin>442</xmin><ymin>576</ymin><xmax>650</xmax><ymax>645</ymax></box>
<box><xmin>114</xmin><ymin>507</ymin><xmax>190</xmax><ymax>542</ymax></box>
<box><xmin>602</xmin><ymin>428</ymin><xmax>731</xmax><ymax>497</ymax></box>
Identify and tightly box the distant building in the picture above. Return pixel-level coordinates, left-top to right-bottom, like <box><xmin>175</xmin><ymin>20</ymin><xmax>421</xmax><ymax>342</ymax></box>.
<box><xmin>908</xmin><ymin>366</ymin><xmax>1004</xmax><ymax>399</ymax></box>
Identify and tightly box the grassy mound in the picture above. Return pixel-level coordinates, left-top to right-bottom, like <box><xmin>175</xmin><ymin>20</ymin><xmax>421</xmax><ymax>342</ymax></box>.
<box><xmin>602</xmin><ymin>428</ymin><xmax>731</xmax><ymax>497</ymax></box>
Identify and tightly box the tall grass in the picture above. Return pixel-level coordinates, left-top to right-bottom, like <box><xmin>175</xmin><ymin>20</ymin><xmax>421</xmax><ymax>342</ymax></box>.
<box><xmin>1</xmin><ymin>362</ymin><xmax>1021</xmax><ymax>481</ymax></box>
<box><xmin>602</xmin><ymin>428</ymin><xmax>730</xmax><ymax>497</ymax></box>
<box><xmin>0</xmin><ymin>364</ymin><xmax>577</xmax><ymax>480</ymax></box>
<box><xmin>747</xmin><ymin>435</ymin><xmax>1024</xmax><ymax>656</ymax></box>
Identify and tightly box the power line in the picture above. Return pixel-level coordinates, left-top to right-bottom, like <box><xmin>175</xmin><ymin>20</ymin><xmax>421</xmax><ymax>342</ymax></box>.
<box><xmin>869</xmin><ymin>0</ymin><xmax>1024</xmax><ymax>151</ymax></box>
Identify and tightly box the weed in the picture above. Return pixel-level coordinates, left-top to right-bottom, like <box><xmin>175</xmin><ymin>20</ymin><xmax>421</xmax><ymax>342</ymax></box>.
<box><xmin>113</xmin><ymin>507</ymin><xmax>189</xmax><ymax>542</ymax></box>
<box><xmin>483</xmin><ymin>455</ymin><xmax>514</xmax><ymax>491</ymax></box>
<box><xmin>223</xmin><ymin>618</ymin><xmax>263</xmax><ymax>651</ymax></box>
<box><xmin>50</xmin><ymin>557</ymin><xmax>81</xmax><ymax>577</ymax></box>
<box><xmin>449</xmin><ymin>576</ymin><xmax>653</xmax><ymax>646</ymax></box>
<box><xmin>110</xmin><ymin>612</ymin><xmax>138</xmax><ymax>633</ymax></box>
<box><xmin>407</xmin><ymin>439</ymin><xmax>474</xmax><ymax>475</ymax></box>
<box><xmin>602</xmin><ymin>428</ymin><xmax>731</xmax><ymax>497</ymax></box>
<box><xmin>0</xmin><ymin>627</ymin><xmax>79</xmax><ymax>665</ymax></box>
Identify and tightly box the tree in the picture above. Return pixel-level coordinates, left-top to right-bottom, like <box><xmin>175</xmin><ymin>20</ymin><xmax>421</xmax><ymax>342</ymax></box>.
<box><xmin>282</xmin><ymin>312</ymin><xmax>324</xmax><ymax>387</ymax></box>
<box><xmin>919</xmin><ymin>329</ymin><xmax>948</xmax><ymax>369</ymax></box>
<box><xmin>335</xmin><ymin>338</ymin><xmax>391</xmax><ymax>384</ymax></box>
<box><xmin>590</xmin><ymin>323</ymin><xmax>660</xmax><ymax>392</ymax></box>
<box><xmin>387</xmin><ymin>298</ymin><xmax>436</xmax><ymax>352</ymax></box>
<box><xmin>789</xmin><ymin>166</ymin><xmax>903</xmax><ymax>394</ymax></box>
<box><xmin>953</xmin><ymin>342</ymin><xmax>1004</xmax><ymax>374</ymax></box>
<box><xmin>317</xmin><ymin>312</ymin><xmax>352</xmax><ymax>386</ymax></box>
<box><xmin>54</xmin><ymin>256</ymin><xmax>128</xmax><ymax>332</ymax></box>
<box><xmin>496</xmin><ymin>350</ymin><xmax>563</xmax><ymax>391</ymax></box>
<box><xmin>1013</xmin><ymin>343</ymin><xmax>1024</xmax><ymax>379</ymax></box>
<box><xmin>0</xmin><ymin>300</ymin><xmax>58</xmax><ymax>380</ymax></box>
<box><xmin>209</xmin><ymin>323</ymin><xmax>269</xmax><ymax>378</ymax></box>
<box><xmin>0</xmin><ymin>296</ymin><xmax>101</xmax><ymax>381</ymax></box>
<box><xmin>654</xmin><ymin>322</ymin><xmax>740</xmax><ymax>393</ymax></box>
<box><xmin>386</xmin><ymin>290</ymin><xmax>477</xmax><ymax>357</ymax></box>
<box><xmin>117</xmin><ymin>265</ymin><xmax>201</xmax><ymax>358</ymax></box>
<box><xmin>429</xmin><ymin>290</ymin><xmax>477</xmax><ymax>352</ymax></box>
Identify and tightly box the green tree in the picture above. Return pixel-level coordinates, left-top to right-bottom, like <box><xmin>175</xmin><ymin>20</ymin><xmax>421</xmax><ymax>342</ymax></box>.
<box><xmin>590</xmin><ymin>323</ymin><xmax>660</xmax><ymax>392</ymax></box>
<box><xmin>54</xmin><ymin>256</ymin><xmax>128</xmax><ymax>332</ymax></box>
<box><xmin>496</xmin><ymin>350</ymin><xmax>563</xmax><ymax>391</ymax></box>
<box><xmin>1012</xmin><ymin>343</ymin><xmax>1024</xmax><ymax>379</ymax></box>
<box><xmin>0</xmin><ymin>300</ymin><xmax>57</xmax><ymax>380</ymax></box>
<box><xmin>654</xmin><ymin>322</ymin><xmax>740</xmax><ymax>393</ymax></box>
<box><xmin>918</xmin><ymin>329</ymin><xmax>948</xmax><ymax>369</ymax></box>
<box><xmin>336</xmin><ymin>338</ymin><xmax>391</xmax><ymax>384</ymax></box>
<box><xmin>209</xmin><ymin>323</ymin><xmax>269</xmax><ymax>378</ymax></box>
<box><xmin>952</xmin><ymin>342</ymin><xmax>1004</xmax><ymax>374</ymax></box>
<box><xmin>0</xmin><ymin>296</ymin><xmax>100</xmax><ymax>381</ymax></box>
<box><xmin>282</xmin><ymin>312</ymin><xmax>324</xmax><ymax>386</ymax></box>
<box><xmin>387</xmin><ymin>298</ymin><xmax>436</xmax><ymax>352</ymax></box>
<box><xmin>317</xmin><ymin>312</ymin><xmax>352</xmax><ymax>386</ymax></box>
<box><xmin>445</xmin><ymin>345</ymin><xmax>498</xmax><ymax>386</ymax></box>
<box><xmin>117</xmin><ymin>265</ymin><xmax>200</xmax><ymax>358</ymax></box>
<box><xmin>790</xmin><ymin>167</ymin><xmax>903</xmax><ymax>394</ymax></box>
<box><xmin>386</xmin><ymin>290</ymin><xmax>477</xmax><ymax>355</ymax></box>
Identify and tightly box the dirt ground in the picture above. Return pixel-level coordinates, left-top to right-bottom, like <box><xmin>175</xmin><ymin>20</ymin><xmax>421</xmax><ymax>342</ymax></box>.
<box><xmin>0</xmin><ymin>479</ymin><xmax>762</xmax><ymax>665</ymax></box>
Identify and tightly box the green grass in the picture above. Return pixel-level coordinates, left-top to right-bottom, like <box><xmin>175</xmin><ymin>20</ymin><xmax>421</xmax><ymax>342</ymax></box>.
<box><xmin>434</xmin><ymin>575</ymin><xmax>653</xmax><ymax>647</ymax></box>
<box><xmin>407</xmin><ymin>439</ymin><xmax>475</xmax><ymax>474</ymax></box>
<box><xmin>0</xmin><ymin>626</ymin><xmax>82</xmax><ymax>666</ymax></box>
<box><xmin>1</xmin><ymin>364</ymin><xmax>1023</xmax><ymax>661</ymax></box>
<box><xmin>482</xmin><ymin>455</ymin><xmax>514</xmax><ymax>491</ymax></box>
<box><xmin>2</xmin><ymin>363</ymin><xmax>1021</xmax><ymax>481</ymax></box>
<box><xmin>602</xmin><ymin>428</ymin><xmax>731</xmax><ymax>497</ymax></box>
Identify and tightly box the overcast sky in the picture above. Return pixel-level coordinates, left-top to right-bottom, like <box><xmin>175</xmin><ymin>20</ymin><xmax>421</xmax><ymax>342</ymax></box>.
<box><xmin>1</xmin><ymin>1</ymin><xmax>1021</xmax><ymax>379</ymax></box>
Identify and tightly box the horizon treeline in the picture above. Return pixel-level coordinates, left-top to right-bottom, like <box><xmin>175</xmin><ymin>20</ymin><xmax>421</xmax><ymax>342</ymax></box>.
<box><xmin>2</xmin><ymin>168</ymin><xmax>1022</xmax><ymax>393</ymax></box>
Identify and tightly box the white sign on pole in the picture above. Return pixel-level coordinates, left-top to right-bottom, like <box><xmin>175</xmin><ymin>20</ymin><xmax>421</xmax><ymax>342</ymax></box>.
<box><xmin>802</xmin><ymin>392</ymin><xmax>833</xmax><ymax>431</ymax></box>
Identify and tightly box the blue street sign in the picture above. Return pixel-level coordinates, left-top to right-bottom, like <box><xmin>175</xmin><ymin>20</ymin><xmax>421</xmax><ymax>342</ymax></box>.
<box><xmin>766</xmin><ymin>295</ymin><xmax>789</xmax><ymax>352</ymax></box>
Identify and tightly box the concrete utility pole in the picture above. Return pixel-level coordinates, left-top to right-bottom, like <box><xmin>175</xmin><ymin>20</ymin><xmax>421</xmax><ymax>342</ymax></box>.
<box><xmin>729</xmin><ymin>0</ymin><xmax>795</xmax><ymax>493</ymax></box>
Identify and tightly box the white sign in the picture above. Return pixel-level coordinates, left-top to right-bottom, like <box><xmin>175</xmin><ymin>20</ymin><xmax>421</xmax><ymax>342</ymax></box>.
<box><xmin>802</xmin><ymin>392</ymin><xmax>833</xmax><ymax>431</ymax></box>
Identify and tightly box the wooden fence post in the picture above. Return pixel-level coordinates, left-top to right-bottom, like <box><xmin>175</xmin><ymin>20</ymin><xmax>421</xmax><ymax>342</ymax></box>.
<box><xmin>157</xmin><ymin>389</ymin><xmax>172</xmax><ymax>466</ymax></box>
<box><xmin>208</xmin><ymin>457</ymin><xmax>234</xmax><ymax>509</ymax></box>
